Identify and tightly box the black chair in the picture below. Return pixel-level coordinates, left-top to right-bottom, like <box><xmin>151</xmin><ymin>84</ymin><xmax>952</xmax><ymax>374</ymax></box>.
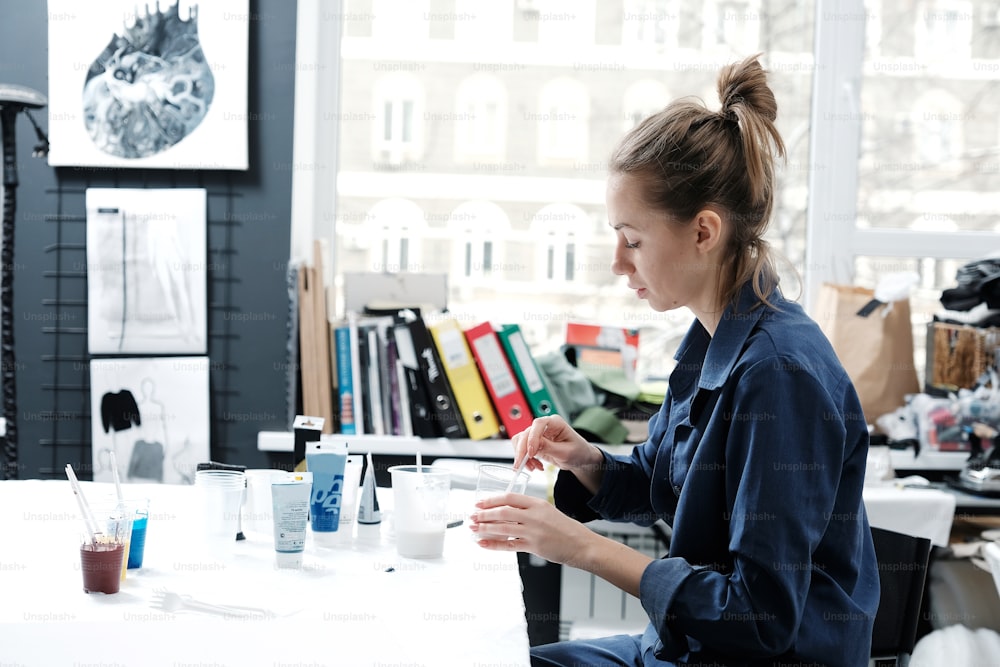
<box><xmin>870</xmin><ymin>526</ymin><xmax>933</xmax><ymax>667</ymax></box>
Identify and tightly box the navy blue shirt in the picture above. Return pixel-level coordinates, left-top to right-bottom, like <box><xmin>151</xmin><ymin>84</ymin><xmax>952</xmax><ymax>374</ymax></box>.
<box><xmin>555</xmin><ymin>284</ymin><xmax>879</xmax><ymax>666</ymax></box>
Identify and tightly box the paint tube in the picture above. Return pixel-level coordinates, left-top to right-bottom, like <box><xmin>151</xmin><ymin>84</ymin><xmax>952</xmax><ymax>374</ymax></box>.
<box><xmin>271</xmin><ymin>472</ymin><xmax>311</xmax><ymax>569</ymax></box>
<box><xmin>305</xmin><ymin>442</ymin><xmax>348</xmax><ymax>547</ymax></box>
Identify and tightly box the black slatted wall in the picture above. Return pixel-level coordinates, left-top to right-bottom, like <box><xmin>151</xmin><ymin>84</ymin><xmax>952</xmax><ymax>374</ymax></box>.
<box><xmin>1</xmin><ymin>0</ymin><xmax>299</xmax><ymax>479</ymax></box>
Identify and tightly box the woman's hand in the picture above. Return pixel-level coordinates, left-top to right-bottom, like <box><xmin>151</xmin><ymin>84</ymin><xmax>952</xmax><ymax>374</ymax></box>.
<box><xmin>511</xmin><ymin>415</ymin><xmax>605</xmax><ymax>493</ymax></box>
<box><xmin>471</xmin><ymin>492</ymin><xmax>653</xmax><ymax>597</ymax></box>
<box><xmin>470</xmin><ymin>492</ymin><xmax>596</xmax><ymax>567</ymax></box>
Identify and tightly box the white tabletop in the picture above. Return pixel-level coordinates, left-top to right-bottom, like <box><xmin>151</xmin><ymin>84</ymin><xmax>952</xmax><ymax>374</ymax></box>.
<box><xmin>985</xmin><ymin>541</ymin><xmax>1000</xmax><ymax>602</ymax></box>
<box><xmin>0</xmin><ymin>479</ymin><xmax>531</xmax><ymax>666</ymax></box>
<box><xmin>862</xmin><ymin>483</ymin><xmax>957</xmax><ymax>547</ymax></box>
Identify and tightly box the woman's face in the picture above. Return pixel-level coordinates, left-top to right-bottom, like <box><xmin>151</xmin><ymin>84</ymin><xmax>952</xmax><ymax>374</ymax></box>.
<box><xmin>606</xmin><ymin>172</ymin><xmax>715</xmax><ymax>314</ymax></box>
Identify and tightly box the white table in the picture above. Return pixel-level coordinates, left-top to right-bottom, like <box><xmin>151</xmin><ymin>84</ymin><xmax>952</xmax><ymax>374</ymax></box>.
<box><xmin>986</xmin><ymin>541</ymin><xmax>1000</xmax><ymax>601</ymax></box>
<box><xmin>0</xmin><ymin>480</ymin><xmax>531</xmax><ymax>666</ymax></box>
<box><xmin>862</xmin><ymin>484</ymin><xmax>957</xmax><ymax>547</ymax></box>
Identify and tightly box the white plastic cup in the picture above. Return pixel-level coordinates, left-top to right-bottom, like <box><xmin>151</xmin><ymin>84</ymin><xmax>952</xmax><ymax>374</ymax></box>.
<box><xmin>194</xmin><ymin>470</ymin><xmax>246</xmax><ymax>557</ymax></box>
<box><xmin>475</xmin><ymin>463</ymin><xmax>530</xmax><ymax>500</ymax></box>
<box><xmin>87</xmin><ymin>500</ymin><xmax>136</xmax><ymax>583</ymax></box>
<box><xmin>242</xmin><ymin>469</ymin><xmax>286</xmax><ymax>540</ymax></box>
<box><xmin>388</xmin><ymin>465</ymin><xmax>450</xmax><ymax>559</ymax></box>
<box><xmin>473</xmin><ymin>463</ymin><xmax>530</xmax><ymax>542</ymax></box>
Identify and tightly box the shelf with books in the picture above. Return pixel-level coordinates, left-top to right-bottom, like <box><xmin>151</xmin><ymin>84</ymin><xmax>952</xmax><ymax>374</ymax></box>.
<box><xmin>257</xmin><ymin>430</ymin><xmax>637</xmax><ymax>461</ymax></box>
<box><xmin>256</xmin><ymin>430</ymin><xmax>517</xmax><ymax>460</ymax></box>
<box><xmin>329</xmin><ymin>305</ymin><xmax>564</xmax><ymax>442</ymax></box>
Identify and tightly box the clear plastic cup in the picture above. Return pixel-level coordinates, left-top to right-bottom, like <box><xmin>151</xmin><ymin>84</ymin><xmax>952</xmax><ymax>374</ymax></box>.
<box><xmin>242</xmin><ymin>469</ymin><xmax>286</xmax><ymax>541</ymax></box>
<box><xmin>88</xmin><ymin>500</ymin><xmax>136</xmax><ymax>582</ymax></box>
<box><xmin>126</xmin><ymin>498</ymin><xmax>150</xmax><ymax>569</ymax></box>
<box><xmin>475</xmin><ymin>463</ymin><xmax>530</xmax><ymax>500</ymax></box>
<box><xmin>472</xmin><ymin>463</ymin><xmax>530</xmax><ymax>542</ymax></box>
<box><xmin>80</xmin><ymin>504</ymin><xmax>132</xmax><ymax>593</ymax></box>
<box><xmin>388</xmin><ymin>465</ymin><xmax>451</xmax><ymax>558</ymax></box>
<box><xmin>194</xmin><ymin>470</ymin><xmax>246</xmax><ymax>558</ymax></box>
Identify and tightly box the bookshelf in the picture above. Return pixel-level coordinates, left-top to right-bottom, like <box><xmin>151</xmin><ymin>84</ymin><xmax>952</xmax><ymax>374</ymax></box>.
<box><xmin>257</xmin><ymin>431</ymin><xmax>517</xmax><ymax>460</ymax></box>
<box><xmin>257</xmin><ymin>431</ymin><xmax>638</xmax><ymax>460</ymax></box>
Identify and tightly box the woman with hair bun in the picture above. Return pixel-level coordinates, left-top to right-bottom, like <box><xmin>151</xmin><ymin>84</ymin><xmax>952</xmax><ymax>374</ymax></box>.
<box><xmin>471</xmin><ymin>54</ymin><xmax>879</xmax><ymax>666</ymax></box>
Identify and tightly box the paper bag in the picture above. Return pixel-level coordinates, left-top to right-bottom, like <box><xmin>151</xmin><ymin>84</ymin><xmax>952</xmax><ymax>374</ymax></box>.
<box><xmin>815</xmin><ymin>283</ymin><xmax>921</xmax><ymax>425</ymax></box>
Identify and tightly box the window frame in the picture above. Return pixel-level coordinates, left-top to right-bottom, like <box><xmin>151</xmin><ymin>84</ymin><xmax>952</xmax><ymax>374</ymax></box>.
<box><xmin>291</xmin><ymin>0</ymin><xmax>1000</xmax><ymax>315</ymax></box>
<box><xmin>803</xmin><ymin>0</ymin><xmax>999</xmax><ymax>312</ymax></box>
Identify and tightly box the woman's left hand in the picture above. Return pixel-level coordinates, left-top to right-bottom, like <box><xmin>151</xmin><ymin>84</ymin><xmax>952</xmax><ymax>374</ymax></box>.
<box><xmin>470</xmin><ymin>493</ymin><xmax>596</xmax><ymax>567</ymax></box>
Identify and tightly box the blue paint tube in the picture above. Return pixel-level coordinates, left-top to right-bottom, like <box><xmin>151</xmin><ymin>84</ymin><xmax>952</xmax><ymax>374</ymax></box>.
<box><xmin>271</xmin><ymin>472</ymin><xmax>311</xmax><ymax>569</ymax></box>
<box><xmin>305</xmin><ymin>442</ymin><xmax>348</xmax><ymax>547</ymax></box>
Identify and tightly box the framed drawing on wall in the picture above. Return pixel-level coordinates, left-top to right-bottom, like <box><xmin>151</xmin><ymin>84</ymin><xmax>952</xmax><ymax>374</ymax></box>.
<box><xmin>86</xmin><ymin>187</ymin><xmax>208</xmax><ymax>355</ymax></box>
<box><xmin>90</xmin><ymin>356</ymin><xmax>210</xmax><ymax>485</ymax></box>
<box><xmin>47</xmin><ymin>0</ymin><xmax>249</xmax><ymax>170</ymax></box>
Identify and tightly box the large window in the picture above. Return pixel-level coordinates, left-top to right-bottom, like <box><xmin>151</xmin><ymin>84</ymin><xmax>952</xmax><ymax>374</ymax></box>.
<box><xmin>297</xmin><ymin>0</ymin><xmax>817</xmax><ymax>376</ymax></box>
<box><xmin>821</xmin><ymin>0</ymin><xmax>1000</xmax><ymax>380</ymax></box>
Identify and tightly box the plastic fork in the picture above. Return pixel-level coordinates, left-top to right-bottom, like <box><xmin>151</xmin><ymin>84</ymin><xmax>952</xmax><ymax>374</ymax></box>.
<box><xmin>150</xmin><ymin>589</ymin><xmax>273</xmax><ymax>619</ymax></box>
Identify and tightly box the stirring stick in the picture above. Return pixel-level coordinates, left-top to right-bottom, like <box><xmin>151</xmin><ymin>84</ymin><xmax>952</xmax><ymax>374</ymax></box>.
<box><xmin>505</xmin><ymin>456</ymin><xmax>529</xmax><ymax>494</ymax></box>
<box><xmin>506</xmin><ymin>423</ymin><xmax>546</xmax><ymax>493</ymax></box>
<box><xmin>416</xmin><ymin>451</ymin><xmax>422</xmax><ymax>472</ymax></box>
<box><xmin>109</xmin><ymin>451</ymin><xmax>125</xmax><ymax>505</ymax></box>
<box><xmin>65</xmin><ymin>463</ymin><xmax>101</xmax><ymax>543</ymax></box>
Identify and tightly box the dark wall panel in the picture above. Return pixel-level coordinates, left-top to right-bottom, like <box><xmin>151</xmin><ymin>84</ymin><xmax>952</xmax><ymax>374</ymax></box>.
<box><xmin>0</xmin><ymin>0</ymin><xmax>297</xmax><ymax>479</ymax></box>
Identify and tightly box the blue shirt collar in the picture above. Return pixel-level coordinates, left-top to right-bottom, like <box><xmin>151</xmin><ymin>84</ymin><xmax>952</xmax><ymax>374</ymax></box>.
<box><xmin>673</xmin><ymin>282</ymin><xmax>779</xmax><ymax>391</ymax></box>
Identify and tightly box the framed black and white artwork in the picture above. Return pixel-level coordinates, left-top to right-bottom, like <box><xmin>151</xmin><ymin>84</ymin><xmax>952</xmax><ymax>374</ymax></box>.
<box><xmin>90</xmin><ymin>356</ymin><xmax>210</xmax><ymax>485</ymax></box>
<box><xmin>86</xmin><ymin>187</ymin><xmax>208</xmax><ymax>355</ymax></box>
<box><xmin>47</xmin><ymin>0</ymin><xmax>249</xmax><ymax>170</ymax></box>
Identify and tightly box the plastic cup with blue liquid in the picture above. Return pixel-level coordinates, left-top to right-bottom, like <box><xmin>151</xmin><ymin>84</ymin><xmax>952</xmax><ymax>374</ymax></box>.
<box><xmin>127</xmin><ymin>498</ymin><xmax>150</xmax><ymax>569</ymax></box>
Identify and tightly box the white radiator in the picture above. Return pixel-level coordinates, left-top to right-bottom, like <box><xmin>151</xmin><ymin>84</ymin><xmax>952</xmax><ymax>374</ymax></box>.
<box><xmin>559</xmin><ymin>520</ymin><xmax>669</xmax><ymax>641</ymax></box>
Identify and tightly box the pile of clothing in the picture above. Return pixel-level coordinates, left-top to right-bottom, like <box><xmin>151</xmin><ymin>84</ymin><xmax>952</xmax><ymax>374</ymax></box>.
<box><xmin>939</xmin><ymin>253</ymin><xmax>1000</xmax><ymax>327</ymax></box>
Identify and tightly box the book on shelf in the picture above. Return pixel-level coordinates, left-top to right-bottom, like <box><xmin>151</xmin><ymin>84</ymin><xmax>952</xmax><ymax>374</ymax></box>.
<box><xmin>355</xmin><ymin>320</ymin><xmax>375</xmax><ymax>435</ymax></box>
<box><xmin>428</xmin><ymin>317</ymin><xmax>501</xmax><ymax>441</ymax></box>
<box><xmin>391</xmin><ymin>318</ymin><xmax>438</xmax><ymax>438</ymax></box>
<box><xmin>363</xmin><ymin>325</ymin><xmax>385</xmax><ymax>435</ymax></box>
<box><xmin>497</xmin><ymin>323</ymin><xmax>558</xmax><ymax>419</ymax></box>
<box><xmin>350</xmin><ymin>313</ymin><xmax>407</xmax><ymax>437</ymax></box>
<box><xmin>393</xmin><ymin>357</ymin><xmax>414</xmax><ymax>437</ymax></box>
<box><xmin>346</xmin><ymin>311</ymin><xmax>365</xmax><ymax>435</ymax></box>
<box><xmin>465</xmin><ymin>321</ymin><xmax>534</xmax><ymax>438</ymax></box>
<box><xmin>333</xmin><ymin>324</ymin><xmax>356</xmax><ymax>434</ymax></box>
<box><xmin>395</xmin><ymin>309</ymin><xmax>467</xmax><ymax>439</ymax></box>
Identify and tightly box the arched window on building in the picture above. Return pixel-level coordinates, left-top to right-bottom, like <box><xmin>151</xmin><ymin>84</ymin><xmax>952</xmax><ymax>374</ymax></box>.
<box><xmin>529</xmin><ymin>204</ymin><xmax>590</xmax><ymax>283</ymax></box>
<box><xmin>537</xmin><ymin>78</ymin><xmax>589</xmax><ymax>164</ymax></box>
<box><xmin>702</xmin><ymin>0</ymin><xmax>761</xmax><ymax>54</ymax></box>
<box><xmin>447</xmin><ymin>201</ymin><xmax>511</xmax><ymax>282</ymax></box>
<box><xmin>372</xmin><ymin>73</ymin><xmax>426</xmax><ymax>166</ymax></box>
<box><xmin>536</xmin><ymin>0</ymin><xmax>595</xmax><ymax>45</ymax></box>
<box><xmin>915</xmin><ymin>1</ymin><xmax>972</xmax><ymax>63</ymax></box>
<box><xmin>454</xmin><ymin>0</ymin><xmax>513</xmax><ymax>42</ymax></box>
<box><xmin>454</xmin><ymin>74</ymin><xmax>508</xmax><ymax>162</ymax></box>
<box><xmin>911</xmin><ymin>215</ymin><xmax>960</xmax><ymax>290</ymax></box>
<box><xmin>372</xmin><ymin>0</ymin><xmax>429</xmax><ymax>41</ymax></box>
<box><xmin>912</xmin><ymin>89</ymin><xmax>964</xmax><ymax>166</ymax></box>
<box><xmin>622</xmin><ymin>0</ymin><xmax>679</xmax><ymax>51</ymax></box>
<box><xmin>365</xmin><ymin>198</ymin><xmax>426</xmax><ymax>273</ymax></box>
<box><xmin>863</xmin><ymin>0</ymin><xmax>883</xmax><ymax>59</ymax></box>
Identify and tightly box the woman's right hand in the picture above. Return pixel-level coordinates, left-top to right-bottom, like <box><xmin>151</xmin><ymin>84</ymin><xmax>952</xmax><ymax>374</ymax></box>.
<box><xmin>511</xmin><ymin>415</ymin><xmax>604</xmax><ymax>477</ymax></box>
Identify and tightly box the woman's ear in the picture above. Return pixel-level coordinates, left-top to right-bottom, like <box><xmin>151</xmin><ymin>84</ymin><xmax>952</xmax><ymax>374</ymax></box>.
<box><xmin>693</xmin><ymin>208</ymin><xmax>724</xmax><ymax>254</ymax></box>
